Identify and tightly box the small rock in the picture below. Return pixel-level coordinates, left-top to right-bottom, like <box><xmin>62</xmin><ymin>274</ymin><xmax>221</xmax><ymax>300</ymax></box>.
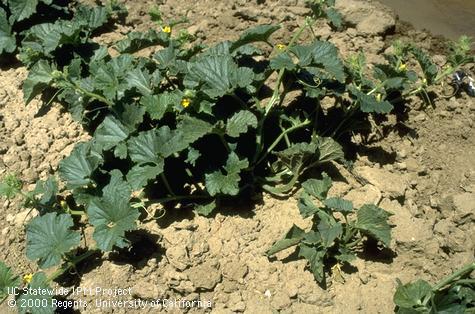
<box><xmin>223</xmin><ymin>260</ymin><xmax>248</xmax><ymax>282</ymax></box>
<box><xmin>452</xmin><ymin>193</ymin><xmax>475</xmax><ymax>223</ymax></box>
<box><xmin>186</xmin><ymin>262</ymin><xmax>222</xmax><ymax>290</ymax></box>
<box><xmin>271</xmin><ymin>291</ymin><xmax>292</xmax><ymax>310</ymax></box>
<box><xmin>413</xmin><ymin>113</ymin><xmax>426</xmax><ymax>122</ymax></box>
<box><xmin>344</xmin><ymin>185</ymin><xmax>382</xmax><ymax>208</ymax></box>
<box><xmin>356</xmin><ymin>166</ymin><xmax>407</xmax><ymax>199</ymax></box>
<box><xmin>166</xmin><ymin>246</ymin><xmax>191</xmax><ymax>271</ymax></box>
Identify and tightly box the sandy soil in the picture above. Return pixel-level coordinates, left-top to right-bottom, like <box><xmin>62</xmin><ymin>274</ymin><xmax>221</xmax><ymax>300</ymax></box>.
<box><xmin>0</xmin><ymin>0</ymin><xmax>474</xmax><ymax>313</ymax></box>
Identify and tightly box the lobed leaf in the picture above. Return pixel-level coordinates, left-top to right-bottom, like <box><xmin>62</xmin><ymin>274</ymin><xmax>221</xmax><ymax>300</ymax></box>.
<box><xmin>355</xmin><ymin>204</ymin><xmax>392</xmax><ymax>247</ymax></box>
<box><xmin>87</xmin><ymin>170</ymin><xmax>139</xmax><ymax>251</ymax></box>
<box><xmin>393</xmin><ymin>279</ymin><xmax>432</xmax><ymax>311</ymax></box>
<box><xmin>230</xmin><ymin>24</ymin><xmax>280</xmax><ymax>52</ymax></box>
<box><xmin>59</xmin><ymin>142</ymin><xmax>103</xmax><ymax>189</ymax></box>
<box><xmin>26</xmin><ymin>213</ymin><xmax>81</xmax><ymax>268</ymax></box>
<box><xmin>0</xmin><ymin>8</ymin><xmax>16</xmax><ymax>54</ymax></box>
<box><xmin>226</xmin><ymin>110</ymin><xmax>258</xmax><ymax>137</ymax></box>
<box><xmin>93</xmin><ymin>115</ymin><xmax>130</xmax><ymax>151</ymax></box>
<box><xmin>301</xmin><ymin>173</ymin><xmax>332</xmax><ymax>201</ymax></box>
<box><xmin>205</xmin><ymin>152</ymin><xmax>248</xmax><ymax>196</ymax></box>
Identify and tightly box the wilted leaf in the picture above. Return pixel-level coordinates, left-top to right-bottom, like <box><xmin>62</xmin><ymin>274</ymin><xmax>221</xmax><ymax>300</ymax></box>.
<box><xmin>355</xmin><ymin>204</ymin><xmax>392</xmax><ymax>247</ymax></box>
<box><xmin>324</xmin><ymin>197</ymin><xmax>353</xmax><ymax>213</ymax></box>
<box><xmin>230</xmin><ymin>24</ymin><xmax>280</xmax><ymax>52</ymax></box>
<box><xmin>301</xmin><ymin>173</ymin><xmax>332</xmax><ymax>201</ymax></box>
<box><xmin>298</xmin><ymin>243</ymin><xmax>326</xmax><ymax>283</ymax></box>
<box><xmin>267</xmin><ymin>224</ymin><xmax>305</xmax><ymax>256</ymax></box>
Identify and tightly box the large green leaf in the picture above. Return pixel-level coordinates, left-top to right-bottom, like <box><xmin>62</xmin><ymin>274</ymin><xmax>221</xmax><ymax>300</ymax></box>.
<box><xmin>270</xmin><ymin>52</ymin><xmax>296</xmax><ymax>71</ymax></box>
<box><xmin>93</xmin><ymin>115</ymin><xmax>130</xmax><ymax>151</ymax></box>
<box><xmin>126</xmin><ymin>164</ymin><xmax>163</xmax><ymax>190</ymax></box>
<box><xmin>226</xmin><ymin>110</ymin><xmax>258</xmax><ymax>137</ymax></box>
<box><xmin>195</xmin><ymin>200</ymin><xmax>217</xmax><ymax>217</ymax></box>
<box><xmin>205</xmin><ymin>152</ymin><xmax>248</xmax><ymax>196</ymax></box>
<box><xmin>23</xmin><ymin>60</ymin><xmax>56</xmax><ymax>104</ymax></box>
<box><xmin>73</xmin><ymin>5</ymin><xmax>108</xmax><ymax>29</ymax></box>
<box><xmin>275</xmin><ymin>141</ymin><xmax>318</xmax><ymax>172</ymax></box>
<box><xmin>30</xmin><ymin>176</ymin><xmax>58</xmax><ymax>208</ymax></box>
<box><xmin>267</xmin><ymin>224</ymin><xmax>305</xmax><ymax>256</ymax></box>
<box><xmin>0</xmin><ymin>8</ymin><xmax>16</xmax><ymax>54</ymax></box>
<box><xmin>115</xmin><ymin>29</ymin><xmax>168</xmax><ymax>53</ymax></box>
<box><xmin>301</xmin><ymin>173</ymin><xmax>332</xmax><ymax>201</ymax></box>
<box><xmin>230</xmin><ymin>25</ymin><xmax>280</xmax><ymax>52</ymax></box>
<box><xmin>142</xmin><ymin>91</ymin><xmax>179</xmax><ymax>120</ymax></box>
<box><xmin>126</xmin><ymin>67</ymin><xmax>152</xmax><ymax>95</ymax></box>
<box><xmin>9</xmin><ymin>0</ymin><xmax>38</xmax><ymax>22</ymax></box>
<box><xmin>26</xmin><ymin>213</ymin><xmax>81</xmax><ymax>268</ymax></box>
<box><xmin>291</xmin><ymin>41</ymin><xmax>346</xmax><ymax>82</ymax></box>
<box><xmin>87</xmin><ymin>170</ymin><xmax>139</xmax><ymax>251</ymax></box>
<box><xmin>188</xmin><ymin>54</ymin><xmax>253</xmax><ymax>98</ymax></box>
<box><xmin>393</xmin><ymin>279</ymin><xmax>432</xmax><ymax>311</ymax></box>
<box><xmin>59</xmin><ymin>142</ymin><xmax>102</xmax><ymax>189</ymax></box>
<box><xmin>127</xmin><ymin>128</ymin><xmax>167</xmax><ymax>165</ymax></box>
<box><xmin>18</xmin><ymin>272</ymin><xmax>56</xmax><ymax>314</ymax></box>
<box><xmin>355</xmin><ymin>204</ymin><xmax>392</xmax><ymax>247</ymax></box>
<box><xmin>0</xmin><ymin>261</ymin><xmax>19</xmax><ymax>300</ymax></box>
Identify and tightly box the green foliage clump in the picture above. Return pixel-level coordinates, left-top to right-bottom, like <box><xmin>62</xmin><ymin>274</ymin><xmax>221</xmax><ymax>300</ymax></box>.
<box><xmin>394</xmin><ymin>262</ymin><xmax>475</xmax><ymax>313</ymax></box>
<box><xmin>267</xmin><ymin>173</ymin><xmax>393</xmax><ymax>284</ymax></box>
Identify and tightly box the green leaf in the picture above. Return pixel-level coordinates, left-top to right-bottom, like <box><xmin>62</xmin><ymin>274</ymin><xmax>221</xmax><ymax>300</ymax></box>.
<box><xmin>115</xmin><ymin>29</ymin><xmax>168</xmax><ymax>53</ymax></box>
<box><xmin>73</xmin><ymin>5</ymin><xmax>108</xmax><ymax>29</ymax></box>
<box><xmin>188</xmin><ymin>54</ymin><xmax>253</xmax><ymax>98</ymax></box>
<box><xmin>317</xmin><ymin>137</ymin><xmax>344</xmax><ymax>163</ymax></box>
<box><xmin>349</xmin><ymin>85</ymin><xmax>393</xmax><ymax>113</ymax></box>
<box><xmin>26</xmin><ymin>213</ymin><xmax>81</xmax><ymax>268</ymax></box>
<box><xmin>31</xmin><ymin>176</ymin><xmax>58</xmax><ymax>207</ymax></box>
<box><xmin>126</xmin><ymin>164</ymin><xmax>163</xmax><ymax>190</ymax></box>
<box><xmin>186</xmin><ymin>147</ymin><xmax>200</xmax><ymax>166</ymax></box>
<box><xmin>127</xmin><ymin>128</ymin><xmax>167</xmax><ymax>165</ymax></box>
<box><xmin>87</xmin><ymin>170</ymin><xmax>139</xmax><ymax>251</ymax></box>
<box><xmin>393</xmin><ymin>279</ymin><xmax>433</xmax><ymax>311</ymax></box>
<box><xmin>0</xmin><ymin>261</ymin><xmax>19</xmax><ymax>300</ymax></box>
<box><xmin>270</xmin><ymin>52</ymin><xmax>296</xmax><ymax>71</ymax></box>
<box><xmin>298</xmin><ymin>243</ymin><xmax>326</xmax><ymax>283</ymax></box>
<box><xmin>267</xmin><ymin>224</ymin><xmax>305</xmax><ymax>256</ymax></box>
<box><xmin>59</xmin><ymin>142</ymin><xmax>102</xmax><ymax>189</ymax></box>
<box><xmin>18</xmin><ymin>272</ymin><xmax>56</xmax><ymax>314</ymax></box>
<box><xmin>126</xmin><ymin>68</ymin><xmax>152</xmax><ymax>95</ymax></box>
<box><xmin>325</xmin><ymin>7</ymin><xmax>343</xmax><ymax>29</ymax></box>
<box><xmin>195</xmin><ymin>200</ymin><xmax>216</xmax><ymax>216</ymax></box>
<box><xmin>355</xmin><ymin>204</ymin><xmax>392</xmax><ymax>247</ymax></box>
<box><xmin>23</xmin><ymin>60</ymin><xmax>55</xmax><ymax>104</ymax></box>
<box><xmin>230</xmin><ymin>25</ymin><xmax>280</xmax><ymax>52</ymax></box>
<box><xmin>205</xmin><ymin>152</ymin><xmax>248</xmax><ymax>196</ymax></box>
<box><xmin>93</xmin><ymin>115</ymin><xmax>130</xmax><ymax>151</ymax></box>
<box><xmin>301</xmin><ymin>173</ymin><xmax>332</xmax><ymax>201</ymax></box>
<box><xmin>298</xmin><ymin>192</ymin><xmax>320</xmax><ymax>218</ymax></box>
<box><xmin>292</xmin><ymin>41</ymin><xmax>346</xmax><ymax>82</ymax></box>
<box><xmin>316</xmin><ymin>212</ymin><xmax>342</xmax><ymax>247</ymax></box>
<box><xmin>226</xmin><ymin>110</ymin><xmax>258</xmax><ymax>137</ymax></box>
<box><xmin>0</xmin><ymin>8</ymin><xmax>16</xmax><ymax>54</ymax></box>
<box><xmin>142</xmin><ymin>91</ymin><xmax>180</xmax><ymax>120</ymax></box>
<box><xmin>324</xmin><ymin>197</ymin><xmax>353</xmax><ymax>213</ymax></box>
<box><xmin>409</xmin><ymin>46</ymin><xmax>438</xmax><ymax>84</ymax></box>
<box><xmin>9</xmin><ymin>0</ymin><xmax>38</xmax><ymax>22</ymax></box>
<box><xmin>275</xmin><ymin>141</ymin><xmax>318</xmax><ymax>172</ymax></box>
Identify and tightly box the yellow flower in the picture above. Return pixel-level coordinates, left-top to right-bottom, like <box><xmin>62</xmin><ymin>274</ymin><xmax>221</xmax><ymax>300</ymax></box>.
<box><xmin>276</xmin><ymin>43</ymin><xmax>286</xmax><ymax>51</ymax></box>
<box><xmin>398</xmin><ymin>63</ymin><xmax>406</xmax><ymax>71</ymax></box>
<box><xmin>376</xmin><ymin>93</ymin><xmax>382</xmax><ymax>102</ymax></box>
<box><xmin>23</xmin><ymin>273</ymin><xmax>33</xmax><ymax>284</ymax></box>
<box><xmin>162</xmin><ymin>26</ymin><xmax>171</xmax><ymax>33</ymax></box>
<box><xmin>181</xmin><ymin>98</ymin><xmax>191</xmax><ymax>108</ymax></box>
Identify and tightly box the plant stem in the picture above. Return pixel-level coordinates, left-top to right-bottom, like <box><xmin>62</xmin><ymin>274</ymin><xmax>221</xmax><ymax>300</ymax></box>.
<box><xmin>48</xmin><ymin>249</ymin><xmax>99</xmax><ymax>282</ymax></box>
<box><xmin>432</xmin><ymin>262</ymin><xmax>475</xmax><ymax>291</ymax></box>
<box><xmin>148</xmin><ymin>194</ymin><xmax>210</xmax><ymax>204</ymax></box>
<box><xmin>65</xmin><ymin>79</ymin><xmax>113</xmax><ymax>107</ymax></box>
<box><xmin>160</xmin><ymin>173</ymin><xmax>176</xmax><ymax>196</ymax></box>
<box><xmin>255</xmin><ymin>119</ymin><xmax>311</xmax><ymax>165</ymax></box>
